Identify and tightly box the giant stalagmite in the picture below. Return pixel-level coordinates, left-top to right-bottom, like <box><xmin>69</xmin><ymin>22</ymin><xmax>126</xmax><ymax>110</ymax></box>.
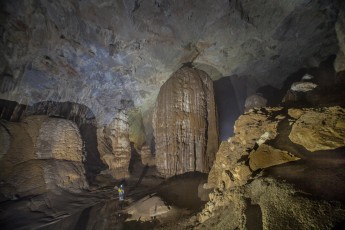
<box><xmin>153</xmin><ymin>67</ymin><xmax>218</xmax><ymax>177</ymax></box>
<box><xmin>97</xmin><ymin>111</ymin><xmax>131</xmax><ymax>179</ymax></box>
<box><xmin>0</xmin><ymin>116</ymin><xmax>88</xmax><ymax>198</ymax></box>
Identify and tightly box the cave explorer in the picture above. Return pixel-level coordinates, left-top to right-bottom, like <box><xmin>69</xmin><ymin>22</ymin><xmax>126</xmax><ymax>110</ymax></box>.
<box><xmin>117</xmin><ymin>184</ymin><xmax>124</xmax><ymax>201</ymax></box>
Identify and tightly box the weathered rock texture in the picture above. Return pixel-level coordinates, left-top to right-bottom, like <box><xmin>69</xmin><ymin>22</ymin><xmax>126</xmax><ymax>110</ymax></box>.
<box><xmin>198</xmin><ymin>177</ymin><xmax>345</xmax><ymax>229</ymax></box>
<box><xmin>0</xmin><ymin>0</ymin><xmax>340</xmax><ymax>127</ymax></box>
<box><xmin>0</xmin><ymin>99</ymin><xmax>106</xmax><ymax>182</ymax></box>
<box><xmin>249</xmin><ymin>144</ymin><xmax>300</xmax><ymax>171</ymax></box>
<box><xmin>128</xmin><ymin>108</ymin><xmax>146</xmax><ymax>149</ymax></box>
<box><xmin>244</xmin><ymin>94</ymin><xmax>267</xmax><ymax>112</ymax></box>
<box><xmin>198</xmin><ymin>105</ymin><xmax>345</xmax><ymax>228</ymax></box>
<box><xmin>139</xmin><ymin>144</ymin><xmax>155</xmax><ymax>167</ymax></box>
<box><xmin>0</xmin><ymin>116</ymin><xmax>88</xmax><ymax>198</ymax></box>
<box><xmin>289</xmin><ymin>106</ymin><xmax>345</xmax><ymax>152</ymax></box>
<box><xmin>207</xmin><ymin>107</ymin><xmax>284</xmax><ymax>189</ymax></box>
<box><xmin>198</xmin><ymin>106</ymin><xmax>345</xmax><ymax>229</ymax></box>
<box><xmin>37</xmin><ymin>119</ymin><xmax>83</xmax><ymax>161</ymax></box>
<box><xmin>153</xmin><ymin>67</ymin><xmax>218</xmax><ymax>177</ymax></box>
<box><xmin>97</xmin><ymin>111</ymin><xmax>131</xmax><ymax>179</ymax></box>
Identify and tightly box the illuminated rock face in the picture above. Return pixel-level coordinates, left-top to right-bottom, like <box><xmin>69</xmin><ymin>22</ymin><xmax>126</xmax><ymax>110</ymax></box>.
<box><xmin>0</xmin><ymin>0</ymin><xmax>339</xmax><ymax>127</ymax></box>
<box><xmin>249</xmin><ymin>144</ymin><xmax>300</xmax><ymax>171</ymax></box>
<box><xmin>97</xmin><ymin>111</ymin><xmax>131</xmax><ymax>179</ymax></box>
<box><xmin>207</xmin><ymin>107</ymin><xmax>284</xmax><ymax>189</ymax></box>
<box><xmin>153</xmin><ymin>67</ymin><xmax>218</xmax><ymax>177</ymax></box>
<box><xmin>200</xmin><ymin>105</ymin><xmax>345</xmax><ymax>227</ymax></box>
<box><xmin>0</xmin><ymin>116</ymin><xmax>88</xmax><ymax>198</ymax></box>
<box><xmin>289</xmin><ymin>106</ymin><xmax>345</xmax><ymax>152</ymax></box>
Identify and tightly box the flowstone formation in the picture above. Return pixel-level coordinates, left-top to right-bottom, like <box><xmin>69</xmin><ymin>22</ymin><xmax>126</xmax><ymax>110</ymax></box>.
<box><xmin>153</xmin><ymin>67</ymin><xmax>218</xmax><ymax>177</ymax></box>
<box><xmin>0</xmin><ymin>115</ymin><xmax>88</xmax><ymax>199</ymax></box>
<box><xmin>199</xmin><ymin>106</ymin><xmax>345</xmax><ymax>229</ymax></box>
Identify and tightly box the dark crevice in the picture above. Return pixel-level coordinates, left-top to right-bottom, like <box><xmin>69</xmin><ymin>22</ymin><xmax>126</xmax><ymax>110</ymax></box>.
<box><xmin>244</xmin><ymin>198</ymin><xmax>263</xmax><ymax>230</ymax></box>
<box><xmin>132</xmin><ymin>0</ymin><xmax>142</xmax><ymax>13</ymax></box>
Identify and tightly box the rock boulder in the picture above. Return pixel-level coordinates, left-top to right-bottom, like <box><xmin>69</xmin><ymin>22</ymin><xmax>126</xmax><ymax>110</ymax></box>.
<box><xmin>249</xmin><ymin>144</ymin><xmax>300</xmax><ymax>171</ymax></box>
<box><xmin>289</xmin><ymin>106</ymin><xmax>345</xmax><ymax>152</ymax></box>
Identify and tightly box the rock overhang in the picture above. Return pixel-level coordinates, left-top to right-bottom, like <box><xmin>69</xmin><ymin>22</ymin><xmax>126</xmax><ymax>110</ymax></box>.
<box><xmin>0</xmin><ymin>0</ymin><xmax>340</xmax><ymax>126</ymax></box>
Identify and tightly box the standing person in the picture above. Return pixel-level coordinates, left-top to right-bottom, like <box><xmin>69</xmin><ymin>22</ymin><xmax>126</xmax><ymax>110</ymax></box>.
<box><xmin>118</xmin><ymin>184</ymin><xmax>124</xmax><ymax>201</ymax></box>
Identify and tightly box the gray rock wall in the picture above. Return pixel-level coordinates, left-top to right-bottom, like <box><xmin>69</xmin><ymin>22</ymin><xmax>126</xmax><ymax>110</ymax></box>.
<box><xmin>0</xmin><ymin>0</ymin><xmax>339</xmax><ymax>127</ymax></box>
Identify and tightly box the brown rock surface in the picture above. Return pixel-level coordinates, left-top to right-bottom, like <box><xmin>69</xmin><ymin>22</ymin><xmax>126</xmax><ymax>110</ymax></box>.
<box><xmin>128</xmin><ymin>109</ymin><xmax>146</xmax><ymax>149</ymax></box>
<box><xmin>97</xmin><ymin>111</ymin><xmax>131</xmax><ymax>179</ymax></box>
<box><xmin>207</xmin><ymin>107</ymin><xmax>284</xmax><ymax>188</ymax></box>
<box><xmin>200</xmin><ymin>105</ymin><xmax>345</xmax><ymax>228</ymax></box>
<box><xmin>0</xmin><ymin>116</ymin><xmax>88</xmax><ymax>198</ymax></box>
<box><xmin>249</xmin><ymin>144</ymin><xmax>300</xmax><ymax>171</ymax></box>
<box><xmin>125</xmin><ymin>195</ymin><xmax>178</xmax><ymax>222</ymax></box>
<box><xmin>139</xmin><ymin>144</ymin><xmax>155</xmax><ymax>167</ymax></box>
<box><xmin>289</xmin><ymin>106</ymin><xmax>345</xmax><ymax>152</ymax></box>
<box><xmin>198</xmin><ymin>177</ymin><xmax>345</xmax><ymax>229</ymax></box>
<box><xmin>37</xmin><ymin>118</ymin><xmax>83</xmax><ymax>161</ymax></box>
<box><xmin>153</xmin><ymin>67</ymin><xmax>218</xmax><ymax>177</ymax></box>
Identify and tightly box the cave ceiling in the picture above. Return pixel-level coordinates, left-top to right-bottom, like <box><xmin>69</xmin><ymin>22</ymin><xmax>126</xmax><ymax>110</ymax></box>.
<box><xmin>0</xmin><ymin>0</ymin><xmax>339</xmax><ymax>126</ymax></box>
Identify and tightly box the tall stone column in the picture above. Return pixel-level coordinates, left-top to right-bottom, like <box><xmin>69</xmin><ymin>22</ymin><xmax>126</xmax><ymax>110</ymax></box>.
<box><xmin>153</xmin><ymin>67</ymin><xmax>218</xmax><ymax>177</ymax></box>
<box><xmin>97</xmin><ymin>110</ymin><xmax>131</xmax><ymax>179</ymax></box>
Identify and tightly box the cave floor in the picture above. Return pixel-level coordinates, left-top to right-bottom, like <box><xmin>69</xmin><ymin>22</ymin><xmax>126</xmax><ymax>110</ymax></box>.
<box><xmin>0</xmin><ymin>164</ymin><xmax>207</xmax><ymax>230</ymax></box>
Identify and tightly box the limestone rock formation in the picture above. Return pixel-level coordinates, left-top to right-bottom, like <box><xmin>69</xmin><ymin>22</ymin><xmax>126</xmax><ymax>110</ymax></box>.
<box><xmin>207</xmin><ymin>107</ymin><xmax>284</xmax><ymax>188</ymax></box>
<box><xmin>36</xmin><ymin>118</ymin><xmax>83</xmax><ymax>161</ymax></box>
<box><xmin>97</xmin><ymin>111</ymin><xmax>131</xmax><ymax>179</ymax></box>
<box><xmin>289</xmin><ymin>106</ymin><xmax>345</xmax><ymax>152</ymax></box>
<box><xmin>139</xmin><ymin>144</ymin><xmax>155</xmax><ymax>167</ymax></box>
<box><xmin>244</xmin><ymin>94</ymin><xmax>267</xmax><ymax>112</ymax></box>
<box><xmin>249</xmin><ymin>144</ymin><xmax>300</xmax><ymax>171</ymax></box>
<box><xmin>200</xmin><ymin>104</ymin><xmax>345</xmax><ymax>228</ymax></box>
<box><xmin>198</xmin><ymin>177</ymin><xmax>345</xmax><ymax>229</ymax></box>
<box><xmin>0</xmin><ymin>116</ymin><xmax>88</xmax><ymax>199</ymax></box>
<box><xmin>0</xmin><ymin>0</ymin><xmax>339</xmax><ymax>128</ymax></box>
<box><xmin>126</xmin><ymin>195</ymin><xmax>174</xmax><ymax>222</ymax></box>
<box><xmin>290</xmin><ymin>81</ymin><xmax>318</xmax><ymax>92</ymax></box>
<box><xmin>128</xmin><ymin>108</ymin><xmax>146</xmax><ymax>149</ymax></box>
<box><xmin>153</xmin><ymin>67</ymin><xmax>218</xmax><ymax>177</ymax></box>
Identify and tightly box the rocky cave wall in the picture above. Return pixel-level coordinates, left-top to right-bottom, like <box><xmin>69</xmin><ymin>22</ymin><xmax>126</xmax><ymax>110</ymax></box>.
<box><xmin>0</xmin><ymin>116</ymin><xmax>89</xmax><ymax>199</ymax></box>
<box><xmin>153</xmin><ymin>67</ymin><xmax>218</xmax><ymax>177</ymax></box>
<box><xmin>0</xmin><ymin>0</ymin><xmax>344</xmax><ymax>197</ymax></box>
<box><xmin>198</xmin><ymin>104</ymin><xmax>345</xmax><ymax>229</ymax></box>
<box><xmin>0</xmin><ymin>0</ymin><xmax>340</xmax><ymax>130</ymax></box>
<box><xmin>97</xmin><ymin>110</ymin><xmax>131</xmax><ymax>179</ymax></box>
